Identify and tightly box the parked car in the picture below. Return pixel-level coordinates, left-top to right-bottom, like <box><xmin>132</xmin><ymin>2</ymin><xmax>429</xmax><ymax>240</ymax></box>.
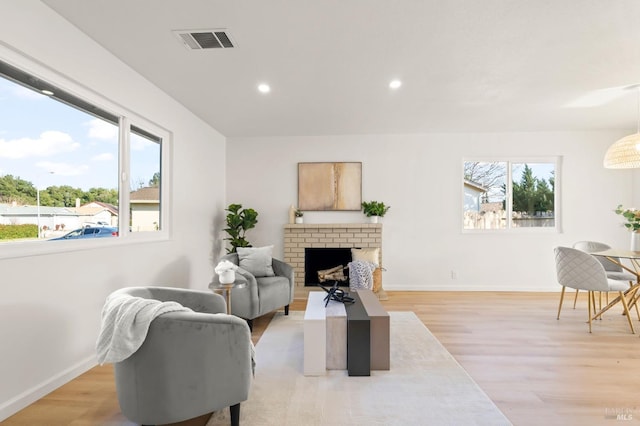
<box><xmin>82</xmin><ymin>221</ymin><xmax>110</xmax><ymax>228</ymax></box>
<box><xmin>48</xmin><ymin>227</ymin><xmax>119</xmax><ymax>240</ymax></box>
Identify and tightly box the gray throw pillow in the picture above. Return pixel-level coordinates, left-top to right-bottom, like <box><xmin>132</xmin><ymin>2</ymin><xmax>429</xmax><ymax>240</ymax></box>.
<box><xmin>236</xmin><ymin>246</ymin><xmax>275</xmax><ymax>277</ymax></box>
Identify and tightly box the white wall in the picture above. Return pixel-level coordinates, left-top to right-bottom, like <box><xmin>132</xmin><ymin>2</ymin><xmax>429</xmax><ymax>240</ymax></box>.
<box><xmin>227</xmin><ymin>132</ymin><xmax>638</xmax><ymax>291</ymax></box>
<box><xmin>0</xmin><ymin>2</ymin><xmax>227</xmax><ymax>420</ymax></box>
<box><xmin>3</xmin><ymin>1</ymin><xmax>640</xmax><ymax>422</ymax></box>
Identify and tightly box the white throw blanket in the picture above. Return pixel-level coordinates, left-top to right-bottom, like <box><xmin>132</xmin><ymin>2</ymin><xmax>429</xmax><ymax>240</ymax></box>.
<box><xmin>96</xmin><ymin>293</ymin><xmax>192</xmax><ymax>365</ymax></box>
<box><xmin>348</xmin><ymin>260</ymin><xmax>377</xmax><ymax>290</ymax></box>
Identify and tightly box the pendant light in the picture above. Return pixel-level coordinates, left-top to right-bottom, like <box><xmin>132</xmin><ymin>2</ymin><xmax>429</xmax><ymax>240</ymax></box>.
<box><xmin>604</xmin><ymin>86</ymin><xmax>640</xmax><ymax>169</ymax></box>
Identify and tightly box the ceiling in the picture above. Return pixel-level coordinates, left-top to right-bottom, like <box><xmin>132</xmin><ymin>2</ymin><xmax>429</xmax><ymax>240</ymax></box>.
<box><xmin>43</xmin><ymin>0</ymin><xmax>640</xmax><ymax>138</ymax></box>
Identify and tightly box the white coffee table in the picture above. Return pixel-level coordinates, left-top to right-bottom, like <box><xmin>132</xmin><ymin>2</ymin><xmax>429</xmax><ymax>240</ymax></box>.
<box><xmin>303</xmin><ymin>289</ymin><xmax>390</xmax><ymax>376</ymax></box>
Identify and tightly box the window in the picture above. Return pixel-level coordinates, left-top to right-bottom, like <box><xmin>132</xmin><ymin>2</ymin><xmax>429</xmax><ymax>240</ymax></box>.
<box><xmin>0</xmin><ymin>57</ymin><xmax>169</xmax><ymax>250</ymax></box>
<box><xmin>463</xmin><ymin>158</ymin><xmax>560</xmax><ymax>231</ymax></box>
<box><xmin>129</xmin><ymin>126</ymin><xmax>162</xmax><ymax>232</ymax></box>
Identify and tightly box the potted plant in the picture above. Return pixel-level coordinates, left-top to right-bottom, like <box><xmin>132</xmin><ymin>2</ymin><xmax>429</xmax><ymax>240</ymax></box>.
<box><xmin>295</xmin><ymin>209</ymin><xmax>304</xmax><ymax>224</ymax></box>
<box><xmin>214</xmin><ymin>259</ymin><xmax>238</xmax><ymax>284</ymax></box>
<box><xmin>615</xmin><ymin>204</ymin><xmax>640</xmax><ymax>231</ymax></box>
<box><xmin>224</xmin><ymin>203</ymin><xmax>258</xmax><ymax>253</ymax></box>
<box><xmin>361</xmin><ymin>201</ymin><xmax>390</xmax><ymax>223</ymax></box>
<box><xmin>615</xmin><ymin>204</ymin><xmax>640</xmax><ymax>250</ymax></box>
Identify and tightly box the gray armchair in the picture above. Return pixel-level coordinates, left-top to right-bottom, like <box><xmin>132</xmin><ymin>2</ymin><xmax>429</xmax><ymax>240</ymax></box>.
<box><xmin>110</xmin><ymin>286</ymin><xmax>252</xmax><ymax>426</ymax></box>
<box><xmin>213</xmin><ymin>253</ymin><xmax>294</xmax><ymax>329</ymax></box>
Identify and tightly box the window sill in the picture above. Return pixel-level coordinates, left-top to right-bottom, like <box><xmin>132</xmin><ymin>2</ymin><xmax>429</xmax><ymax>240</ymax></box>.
<box><xmin>0</xmin><ymin>231</ymin><xmax>170</xmax><ymax>260</ymax></box>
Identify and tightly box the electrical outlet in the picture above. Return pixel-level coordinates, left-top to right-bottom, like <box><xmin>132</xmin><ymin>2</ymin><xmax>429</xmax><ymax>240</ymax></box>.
<box><xmin>450</xmin><ymin>270</ymin><xmax>457</xmax><ymax>280</ymax></box>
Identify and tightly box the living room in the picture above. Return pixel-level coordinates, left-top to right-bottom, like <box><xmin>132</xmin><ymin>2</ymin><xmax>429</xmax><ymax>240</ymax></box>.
<box><xmin>2</xmin><ymin>1</ymin><xmax>640</xmax><ymax>425</ymax></box>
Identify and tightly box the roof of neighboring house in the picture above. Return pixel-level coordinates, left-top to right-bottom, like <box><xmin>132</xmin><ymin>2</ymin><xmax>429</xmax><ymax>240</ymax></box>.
<box><xmin>130</xmin><ymin>187</ymin><xmax>159</xmax><ymax>202</ymax></box>
<box><xmin>75</xmin><ymin>206</ymin><xmax>109</xmax><ymax>216</ymax></box>
<box><xmin>81</xmin><ymin>201</ymin><xmax>118</xmax><ymax>215</ymax></box>
<box><xmin>0</xmin><ymin>204</ymin><xmax>78</xmax><ymax>216</ymax></box>
<box><xmin>463</xmin><ymin>179</ymin><xmax>489</xmax><ymax>192</ymax></box>
<box><xmin>480</xmin><ymin>202</ymin><xmax>504</xmax><ymax>213</ymax></box>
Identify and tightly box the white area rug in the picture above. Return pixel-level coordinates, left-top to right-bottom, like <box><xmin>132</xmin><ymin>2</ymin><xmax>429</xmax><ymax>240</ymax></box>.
<box><xmin>207</xmin><ymin>311</ymin><xmax>511</xmax><ymax>426</ymax></box>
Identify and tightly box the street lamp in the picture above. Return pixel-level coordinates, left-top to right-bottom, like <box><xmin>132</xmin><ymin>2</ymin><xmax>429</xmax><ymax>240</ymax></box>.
<box><xmin>36</xmin><ymin>186</ymin><xmax>41</xmax><ymax>239</ymax></box>
<box><xmin>36</xmin><ymin>171</ymin><xmax>54</xmax><ymax>239</ymax></box>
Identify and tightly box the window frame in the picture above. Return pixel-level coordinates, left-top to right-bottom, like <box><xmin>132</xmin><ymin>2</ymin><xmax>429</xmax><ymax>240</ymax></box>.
<box><xmin>461</xmin><ymin>156</ymin><xmax>562</xmax><ymax>233</ymax></box>
<box><xmin>0</xmin><ymin>48</ymin><xmax>171</xmax><ymax>260</ymax></box>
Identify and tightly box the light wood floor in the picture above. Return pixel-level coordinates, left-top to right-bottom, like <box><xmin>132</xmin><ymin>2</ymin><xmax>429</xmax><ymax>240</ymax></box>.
<box><xmin>3</xmin><ymin>291</ymin><xmax>640</xmax><ymax>426</ymax></box>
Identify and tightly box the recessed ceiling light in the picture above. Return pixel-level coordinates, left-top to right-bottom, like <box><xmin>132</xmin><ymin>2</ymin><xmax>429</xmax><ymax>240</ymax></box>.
<box><xmin>258</xmin><ymin>83</ymin><xmax>271</xmax><ymax>94</ymax></box>
<box><xmin>389</xmin><ymin>79</ymin><xmax>402</xmax><ymax>90</ymax></box>
<box><xmin>41</xmin><ymin>89</ymin><xmax>54</xmax><ymax>96</ymax></box>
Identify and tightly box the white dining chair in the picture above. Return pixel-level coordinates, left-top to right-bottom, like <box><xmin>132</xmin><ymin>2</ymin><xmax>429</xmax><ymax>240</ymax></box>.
<box><xmin>569</xmin><ymin>241</ymin><xmax>638</xmax><ymax>316</ymax></box>
<box><xmin>573</xmin><ymin>241</ymin><xmax>637</xmax><ymax>281</ymax></box>
<box><xmin>554</xmin><ymin>246</ymin><xmax>636</xmax><ymax>333</ymax></box>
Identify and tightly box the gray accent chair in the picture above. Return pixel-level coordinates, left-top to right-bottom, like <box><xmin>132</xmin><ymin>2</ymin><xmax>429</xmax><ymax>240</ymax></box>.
<box><xmin>554</xmin><ymin>247</ymin><xmax>635</xmax><ymax>333</ymax></box>
<box><xmin>110</xmin><ymin>286</ymin><xmax>252</xmax><ymax>426</ymax></box>
<box><xmin>214</xmin><ymin>253</ymin><xmax>294</xmax><ymax>329</ymax></box>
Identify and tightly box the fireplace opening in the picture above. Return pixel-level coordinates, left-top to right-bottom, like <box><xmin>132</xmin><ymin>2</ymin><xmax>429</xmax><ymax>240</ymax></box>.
<box><xmin>304</xmin><ymin>247</ymin><xmax>353</xmax><ymax>287</ymax></box>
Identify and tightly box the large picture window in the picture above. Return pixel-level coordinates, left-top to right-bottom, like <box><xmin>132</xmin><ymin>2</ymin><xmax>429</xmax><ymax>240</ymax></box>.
<box><xmin>0</xmin><ymin>57</ymin><xmax>169</xmax><ymax>252</ymax></box>
<box><xmin>463</xmin><ymin>158</ymin><xmax>560</xmax><ymax>231</ymax></box>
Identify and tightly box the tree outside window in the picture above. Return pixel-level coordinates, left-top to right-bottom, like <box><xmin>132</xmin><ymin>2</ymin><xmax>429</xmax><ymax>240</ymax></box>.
<box><xmin>463</xmin><ymin>160</ymin><xmax>558</xmax><ymax>230</ymax></box>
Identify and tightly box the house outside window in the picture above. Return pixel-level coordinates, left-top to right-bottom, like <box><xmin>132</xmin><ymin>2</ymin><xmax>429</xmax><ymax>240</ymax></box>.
<box><xmin>463</xmin><ymin>158</ymin><xmax>560</xmax><ymax>231</ymax></box>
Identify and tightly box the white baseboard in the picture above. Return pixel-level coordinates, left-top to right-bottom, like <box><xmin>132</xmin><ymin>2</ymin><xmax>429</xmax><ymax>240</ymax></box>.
<box><xmin>0</xmin><ymin>355</ymin><xmax>97</xmax><ymax>422</ymax></box>
<box><xmin>385</xmin><ymin>283</ymin><xmax>559</xmax><ymax>292</ymax></box>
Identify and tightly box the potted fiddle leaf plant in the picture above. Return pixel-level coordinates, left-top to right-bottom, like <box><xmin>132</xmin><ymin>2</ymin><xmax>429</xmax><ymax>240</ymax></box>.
<box><xmin>224</xmin><ymin>203</ymin><xmax>258</xmax><ymax>253</ymax></box>
<box><xmin>361</xmin><ymin>201</ymin><xmax>390</xmax><ymax>223</ymax></box>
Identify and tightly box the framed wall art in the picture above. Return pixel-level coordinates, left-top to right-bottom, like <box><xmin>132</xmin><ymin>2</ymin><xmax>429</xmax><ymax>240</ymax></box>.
<box><xmin>298</xmin><ymin>162</ymin><xmax>362</xmax><ymax>211</ymax></box>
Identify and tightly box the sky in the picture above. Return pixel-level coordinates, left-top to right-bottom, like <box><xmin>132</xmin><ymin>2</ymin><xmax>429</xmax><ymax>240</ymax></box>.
<box><xmin>466</xmin><ymin>161</ymin><xmax>556</xmax><ymax>203</ymax></box>
<box><xmin>0</xmin><ymin>77</ymin><xmax>160</xmax><ymax>192</ymax></box>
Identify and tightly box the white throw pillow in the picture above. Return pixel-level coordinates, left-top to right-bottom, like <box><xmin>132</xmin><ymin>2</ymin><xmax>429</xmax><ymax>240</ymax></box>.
<box><xmin>351</xmin><ymin>247</ymin><xmax>380</xmax><ymax>267</ymax></box>
<box><xmin>237</xmin><ymin>246</ymin><xmax>275</xmax><ymax>277</ymax></box>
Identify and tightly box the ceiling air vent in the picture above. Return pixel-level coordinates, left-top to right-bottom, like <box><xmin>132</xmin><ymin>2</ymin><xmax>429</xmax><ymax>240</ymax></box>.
<box><xmin>173</xmin><ymin>29</ymin><xmax>235</xmax><ymax>50</ymax></box>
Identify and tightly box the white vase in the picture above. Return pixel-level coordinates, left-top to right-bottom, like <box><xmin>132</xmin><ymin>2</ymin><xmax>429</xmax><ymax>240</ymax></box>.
<box><xmin>631</xmin><ymin>232</ymin><xmax>640</xmax><ymax>252</ymax></box>
<box><xmin>219</xmin><ymin>270</ymin><xmax>236</xmax><ymax>284</ymax></box>
<box><xmin>289</xmin><ymin>205</ymin><xmax>296</xmax><ymax>224</ymax></box>
<box><xmin>369</xmin><ymin>216</ymin><xmax>379</xmax><ymax>223</ymax></box>
<box><xmin>295</xmin><ymin>217</ymin><xmax>303</xmax><ymax>224</ymax></box>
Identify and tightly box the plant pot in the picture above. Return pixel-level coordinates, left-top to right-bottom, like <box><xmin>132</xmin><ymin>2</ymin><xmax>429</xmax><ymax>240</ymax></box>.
<box><xmin>369</xmin><ymin>216</ymin><xmax>379</xmax><ymax>223</ymax></box>
<box><xmin>295</xmin><ymin>217</ymin><xmax>304</xmax><ymax>224</ymax></box>
<box><xmin>631</xmin><ymin>232</ymin><xmax>640</xmax><ymax>252</ymax></box>
<box><xmin>219</xmin><ymin>270</ymin><xmax>236</xmax><ymax>284</ymax></box>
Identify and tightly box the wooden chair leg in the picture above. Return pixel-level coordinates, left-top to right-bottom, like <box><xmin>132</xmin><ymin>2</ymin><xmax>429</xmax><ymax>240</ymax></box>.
<box><xmin>595</xmin><ymin>292</ymin><xmax>603</xmax><ymax>318</ymax></box>
<box><xmin>557</xmin><ymin>286</ymin><xmax>566</xmax><ymax>320</ymax></box>
<box><xmin>573</xmin><ymin>289</ymin><xmax>579</xmax><ymax>309</ymax></box>
<box><xmin>597</xmin><ymin>292</ymin><xmax>603</xmax><ymax>319</ymax></box>
<box><xmin>587</xmin><ymin>291</ymin><xmax>593</xmax><ymax>333</ymax></box>
<box><xmin>590</xmin><ymin>291</ymin><xmax>597</xmax><ymax>319</ymax></box>
<box><xmin>230</xmin><ymin>403</ymin><xmax>240</xmax><ymax>426</ymax></box>
<box><xmin>619</xmin><ymin>291</ymin><xmax>636</xmax><ymax>334</ymax></box>
<box><xmin>629</xmin><ymin>282</ymin><xmax>640</xmax><ymax>320</ymax></box>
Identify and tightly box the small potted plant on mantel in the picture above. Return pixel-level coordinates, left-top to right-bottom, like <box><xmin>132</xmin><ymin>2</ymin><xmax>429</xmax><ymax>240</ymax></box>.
<box><xmin>361</xmin><ymin>201</ymin><xmax>390</xmax><ymax>223</ymax></box>
<box><xmin>295</xmin><ymin>209</ymin><xmax>304</xmax><ymax>224</ymax></box>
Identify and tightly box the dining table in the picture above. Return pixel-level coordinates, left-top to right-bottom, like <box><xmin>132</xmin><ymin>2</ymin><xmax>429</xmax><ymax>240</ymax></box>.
<box><xmin>591</xmin><ymin>249</ymin><xmax>640</xmax><ymax>319</ymax></box>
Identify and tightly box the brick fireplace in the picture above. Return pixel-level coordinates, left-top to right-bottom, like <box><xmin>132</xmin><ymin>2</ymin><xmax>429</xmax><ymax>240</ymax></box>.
<box><xmin>284</xmin><ymin>223</ymin><xmax>382</xmax><ymax>298</ymax></box>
